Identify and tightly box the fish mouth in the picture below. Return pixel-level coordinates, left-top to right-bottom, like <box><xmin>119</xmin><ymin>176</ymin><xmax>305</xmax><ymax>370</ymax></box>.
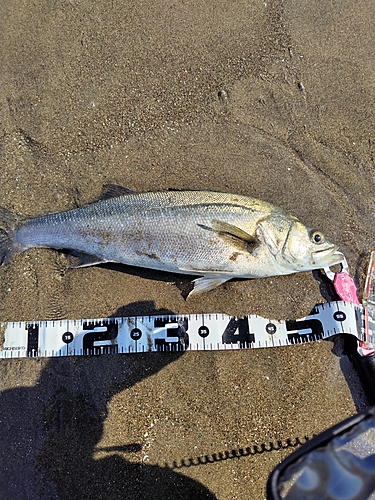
<box><xmin>312</xmin><ymin>246</ymin><xmax>344</xmax><ymax>267</ymax></box>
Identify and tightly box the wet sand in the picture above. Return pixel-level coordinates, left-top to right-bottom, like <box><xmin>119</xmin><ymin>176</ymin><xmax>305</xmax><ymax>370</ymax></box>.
<box><xmin>0</xmin><ymin>0</ymin><xmax>374</xmax><ymax>498</ymax></box>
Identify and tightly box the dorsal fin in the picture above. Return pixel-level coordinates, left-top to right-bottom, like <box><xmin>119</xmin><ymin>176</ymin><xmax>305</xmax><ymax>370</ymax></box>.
<box><xmin>78</xmin><ymin>184</ymin><xmax>136</xmax><ymax>207</ymax></box>
<box><xmin>100</xmin><ymin>184</ymin><xmax>136</xmax><ymax>199</ymax></box>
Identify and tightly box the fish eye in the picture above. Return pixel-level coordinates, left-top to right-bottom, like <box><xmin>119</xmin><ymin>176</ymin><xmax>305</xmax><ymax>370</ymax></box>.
<box><xmin>310</xmin><ymin>230</ymin><xmax>325</xmax><ymax>244</ymax></box>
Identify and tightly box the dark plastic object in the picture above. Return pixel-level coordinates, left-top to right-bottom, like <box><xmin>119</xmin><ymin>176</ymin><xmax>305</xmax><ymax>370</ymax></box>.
<box><xmin>266</xmin><ymin>406</ymin><xmax>375</xmax><ymax>500</ymax></box>
<box><xmin>351</xmin><ymin>352</ymin><xmax>375</xmax><ymax>406</ymax></box>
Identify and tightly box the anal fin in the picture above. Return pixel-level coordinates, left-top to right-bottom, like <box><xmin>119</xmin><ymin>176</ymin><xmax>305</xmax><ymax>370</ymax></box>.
<box><xmin>65</xmin><ymin>250</ymin><xmax>109</xmax><ymax>268</ymax></box>
<box><xmin>188</xmin><ymin>275</ymin><xmax>231</xmax><ymax>298</ymax></box>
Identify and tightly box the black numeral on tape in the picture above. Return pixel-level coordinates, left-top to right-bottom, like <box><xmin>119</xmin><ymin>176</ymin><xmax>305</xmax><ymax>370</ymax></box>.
<box><xmin>82</xmin><ymin>321</ymin><xmax>119</xmax><ymax>355</ymax></box>
<box><xmin>154</xmin><ymin>317</ymin><xmax>189</xmax><ymax>352</ymax></box>
<box><xmin>222</xmin><ymin>318</ymin><xmax>255</xmax><ymax>347</ymax></box>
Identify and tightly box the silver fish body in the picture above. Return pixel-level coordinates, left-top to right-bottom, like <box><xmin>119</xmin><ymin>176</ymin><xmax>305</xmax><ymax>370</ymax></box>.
<box><xmin>0</xmin><ymin>190</ymin><xmax>343</xmax><ymax>296</ymax></box>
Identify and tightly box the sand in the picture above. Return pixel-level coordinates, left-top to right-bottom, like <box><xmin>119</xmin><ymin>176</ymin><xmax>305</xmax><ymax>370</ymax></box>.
<box><xmin>0</xmin><ymin>0</ymin><xmax>374</xmax><ymax>498</ymax></box>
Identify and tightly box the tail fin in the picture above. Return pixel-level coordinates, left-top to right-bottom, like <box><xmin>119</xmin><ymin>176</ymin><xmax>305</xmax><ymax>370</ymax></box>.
<box><xmin>0</xmin><ymin>207</ymin><xmax>25</xmax><ymax>267</ymax></box>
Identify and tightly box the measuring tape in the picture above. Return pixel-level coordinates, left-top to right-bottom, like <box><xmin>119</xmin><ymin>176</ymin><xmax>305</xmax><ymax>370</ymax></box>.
<box><xmin>2</xmin><ymin>253</ymin><xmax>374</xmax><ymax>359</ymax></box>
<box><xmin>1</xmin><ymin>301</ymin><xmax>371</xmax><ymax>359</ymax></box>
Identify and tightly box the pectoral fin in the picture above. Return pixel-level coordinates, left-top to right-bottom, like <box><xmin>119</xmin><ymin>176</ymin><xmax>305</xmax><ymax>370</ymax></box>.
<box><xmin>199</xmin><ymin>219</ymin><xmax>260</xmax><ymax>253</ymax></box>
<box><xmin>188</xmin><ymin>275</ymin><xmax>232</xmax><ymax>298</ymax></box>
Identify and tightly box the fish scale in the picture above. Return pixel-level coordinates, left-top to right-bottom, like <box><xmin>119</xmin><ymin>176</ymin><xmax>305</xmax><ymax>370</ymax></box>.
<box><xmin>0</xmin><ymin>189</ymin><xmax>343</xmax><ymax>296</ymax></box>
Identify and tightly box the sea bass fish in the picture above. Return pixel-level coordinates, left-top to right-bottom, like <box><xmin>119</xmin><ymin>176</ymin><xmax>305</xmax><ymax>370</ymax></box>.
<box><xmin>0</xmin><ymin>188</ymin><xmax>343</xmax><ymax>296</ymax></box>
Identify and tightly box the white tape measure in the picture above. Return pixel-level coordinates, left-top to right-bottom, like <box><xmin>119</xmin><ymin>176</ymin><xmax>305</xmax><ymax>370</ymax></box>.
<box><xmin>1</xmin><ymin>301</ymin><xmax>370</xmax><ymax>359</ymax></box>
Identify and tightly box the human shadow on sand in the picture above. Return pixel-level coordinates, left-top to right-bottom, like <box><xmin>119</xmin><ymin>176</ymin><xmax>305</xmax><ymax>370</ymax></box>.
<box><xmin>0</xmin><ymin>302</ymin><xmax>216</xmax><ymax>499</ymax></box>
